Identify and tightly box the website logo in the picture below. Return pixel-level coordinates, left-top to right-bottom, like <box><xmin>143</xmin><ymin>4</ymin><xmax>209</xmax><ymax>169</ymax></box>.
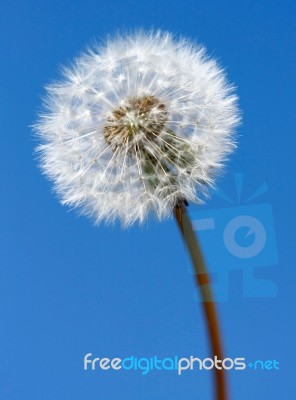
<box><xmin>190</xmin><ymin>174</ymin><xmax>278</xmax><ymax>302</ymax></box>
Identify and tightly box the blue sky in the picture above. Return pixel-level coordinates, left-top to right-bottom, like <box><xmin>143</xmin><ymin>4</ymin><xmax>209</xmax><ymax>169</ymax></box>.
<box><xmin>1</xmin><ymin>0</ymin><xmax>295</xmax><ymax>399</ymax></box>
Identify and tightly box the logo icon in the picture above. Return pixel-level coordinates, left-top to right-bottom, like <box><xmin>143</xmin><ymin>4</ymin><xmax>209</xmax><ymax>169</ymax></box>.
<box><xmin>190</xmin><ymin>174</ymin><xmax>278</xmax><ymax>302</ymax></box>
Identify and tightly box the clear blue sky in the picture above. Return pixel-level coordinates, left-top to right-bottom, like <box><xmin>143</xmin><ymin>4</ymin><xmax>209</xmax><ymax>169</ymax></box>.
<box><xmin>1</xmin><ymin>1</ymin><xmax>295</xmax><ymax>399</ymax></box>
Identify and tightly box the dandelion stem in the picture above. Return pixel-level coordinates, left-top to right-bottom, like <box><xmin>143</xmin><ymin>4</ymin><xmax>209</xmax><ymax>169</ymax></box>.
<box><xmin>174</xmin><ymin>203</ymin><xmax>228</xmax><ymax>400</ymax></box>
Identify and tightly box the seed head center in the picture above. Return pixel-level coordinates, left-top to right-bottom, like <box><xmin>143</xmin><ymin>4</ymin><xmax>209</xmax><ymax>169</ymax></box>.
<box><xmin>104</xmin><ymin>95</ymin><xmax>168</xmax><ymax>149</ymax></box>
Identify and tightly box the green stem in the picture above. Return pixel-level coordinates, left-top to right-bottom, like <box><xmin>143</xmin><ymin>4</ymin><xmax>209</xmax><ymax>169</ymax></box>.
<box><xmin>174</xmin><ymin>203</ymin><xmax>228</xmax><ymax>400</ymax></box>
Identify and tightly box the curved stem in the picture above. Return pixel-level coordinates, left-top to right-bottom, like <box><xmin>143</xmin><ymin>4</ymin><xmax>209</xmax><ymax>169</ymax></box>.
<box><xmin>174</xmin><ymin>204</ymin><xmax>228</xmax><ymax>400</ymax></box>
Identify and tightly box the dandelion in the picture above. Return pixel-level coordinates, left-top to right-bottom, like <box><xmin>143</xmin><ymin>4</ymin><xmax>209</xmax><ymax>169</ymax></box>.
<box><xmin>35</xmin><ymin>31</ymin><xmax>239</xmax><ymax>226</ymax></box>
<box><xmin>34</xmin><ymin>31</ymin><xmax>240</xmax><ymax>400</ymax></box>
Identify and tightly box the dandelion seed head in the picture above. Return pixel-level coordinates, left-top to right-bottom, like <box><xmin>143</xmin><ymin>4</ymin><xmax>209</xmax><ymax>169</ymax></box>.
<box><xmin>34</xmin><ymin>30</ymin><xmax>240</xmax><ymax>226</ymax></box>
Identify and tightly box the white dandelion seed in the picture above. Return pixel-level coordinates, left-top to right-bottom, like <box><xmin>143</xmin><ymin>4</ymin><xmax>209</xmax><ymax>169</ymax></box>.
<box><xmin>34</xmin><ymin>30</ymin><xmax>240</xmax><ymax>226</ymax></box>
